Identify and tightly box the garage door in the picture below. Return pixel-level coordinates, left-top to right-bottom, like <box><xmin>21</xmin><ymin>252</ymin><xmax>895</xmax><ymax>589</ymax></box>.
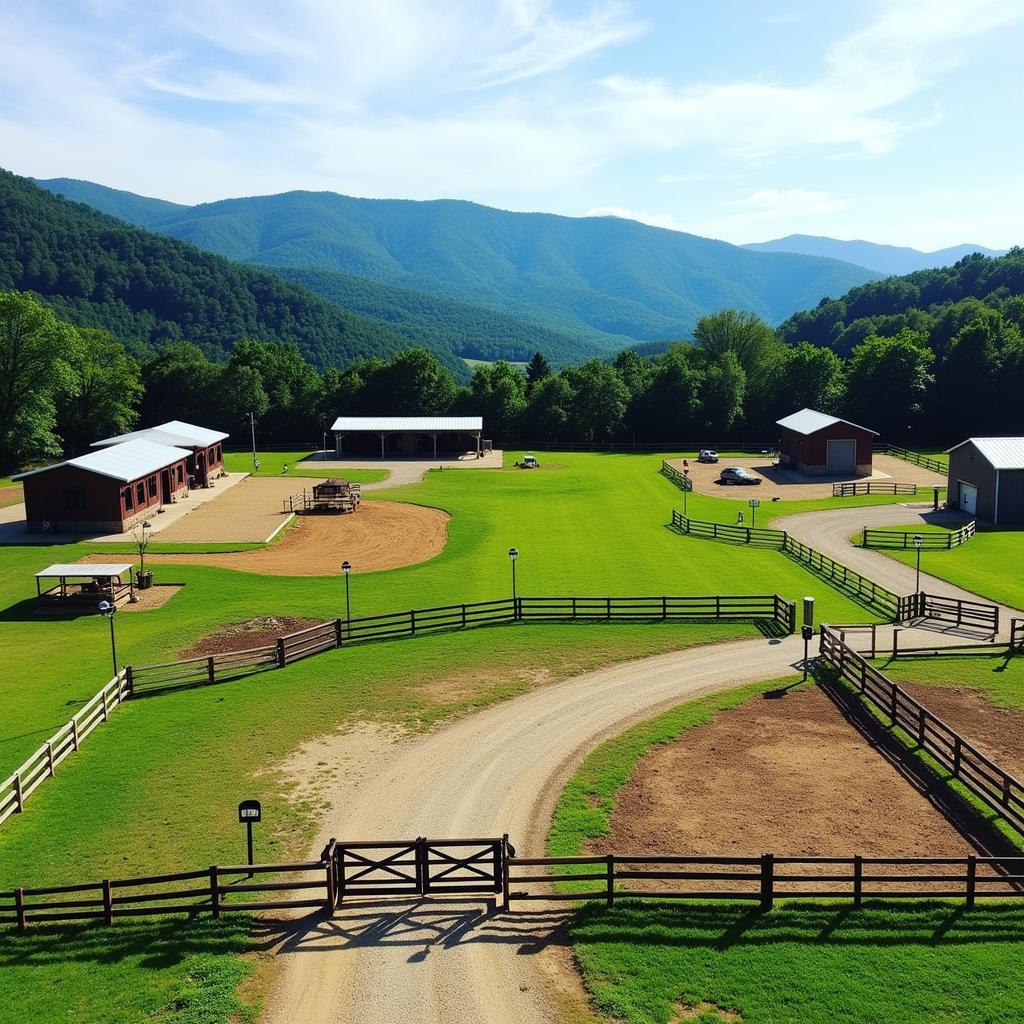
<box><xmin>959</xmin><ymin>482</ymin><xmax>978</xmax><ymax>515</ymax></box>
<box><xmin>826</xmin><ymin>439</ymin><xmax>857</xmax><ymax>474</ymax></box>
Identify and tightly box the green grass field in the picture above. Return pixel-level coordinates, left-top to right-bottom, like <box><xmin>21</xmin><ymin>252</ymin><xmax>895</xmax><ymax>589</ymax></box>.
<box><xmin>880</xmin><ymin>529</ymin><xmax>1024</xmax><ymax>609</ymax></box>
<box><xmin>552</xmin><ymin>657</ymin><xmax>1024</xmax><ymax>1024</ymax></box>
<box><xmin>222</xmin><ymin>449</ymin><xmax>388</xmax><ymax>482</ymax></box>
<box><xmin>0</xmin><ymin>450</ymin><xmax>924</xmax><ymax>1022</ymax></box>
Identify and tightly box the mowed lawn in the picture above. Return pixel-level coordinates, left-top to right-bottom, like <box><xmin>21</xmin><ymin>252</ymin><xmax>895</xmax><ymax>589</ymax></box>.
<box><xmin>552</xmin><ymin>660</ymin><xmax>1024</xmax><ymax>1024</ymax></box>
<box><xmin>879</xmin><ymin>529</ymin><xmax>1024</xmax><ymax>610</ymax></box>
<box><xmin>0</xmin><ymin>451</ymin><xmax>893</xmax><ymax>1024</ymax></box>
<box><xmin>222</xmin><ymin>449</ymin><xmax>388</xmax><ymax>482</ymax></box>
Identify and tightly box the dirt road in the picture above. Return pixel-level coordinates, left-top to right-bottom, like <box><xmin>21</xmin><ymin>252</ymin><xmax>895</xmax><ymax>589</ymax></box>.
<box><xmin>773</xmin><ymin>503</ymin><xmax>1023</xmax><ymax>631</ymax></box>
<box><xmin>259</xmin><ymin>633</ymin><xmax>806</xmax><ymax>1024</ymax></box>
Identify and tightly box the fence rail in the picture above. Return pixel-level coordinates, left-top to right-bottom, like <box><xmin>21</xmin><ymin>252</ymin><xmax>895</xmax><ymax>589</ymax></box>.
<box><xmin>0</xmin><ymin>671</ymin><xmax>130</xmax><ymax>827</ymax></box>
<box><xmin>834</xmin><ymin>481</ymin><xmax>918</xmax><ymax>497</ymax></box>
<box><xmin>1013</xmin><ymin>619</ymin><xmax>1024</xmax><ymax>653</ymax></box>
<box><xmin>876</xmin><ymin>444</ymin><xmax>947</xmax><ymax>474</ymax></box>
<box><xmin>660</xmin><ymin>460</ymin><xmax>692</xmax><ymax>492</ymax></box>
<box><xmin>2</xmin><ymin>593</ymin><xmax>797</xmax><ymax>829</ymax></box>
<box><xmin>671</xmin><ymin>511</ymin><xmax>903</xmax><ymax>619</ymax></box>
<box><xmin>862</xmin><ymin>521</ymin><xmax>975</xmax><ymax>549</ymax></box>
<box><xmin>819</xmin><ymin>625</ymin><xmax>1024</xmax><ymax>835</ymax></box>
<box><xmin>7</xmin><ymin>839</ymin><xmax>1024</xmax><ymax>929</ymax></box>
<box><xmin>503</xmin><ymin>852</ymin><xmax>1024</xmax><ymax>909</ymax></box>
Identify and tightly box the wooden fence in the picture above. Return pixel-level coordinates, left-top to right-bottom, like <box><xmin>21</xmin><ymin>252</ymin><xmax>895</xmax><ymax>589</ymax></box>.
<box><xmin>6</xmin><ymin>839</ymin><xmax>1024</xmax><ymax>929</ymax></box>
<box><xmin>1013</xmin><ymin>619</ymin><xmax>1024</xmax><ymax>653</ymax></box>
<box><xmin>819</xmin><ymin>625</ymin><xmax>1024</xmax><ymax>835</ymax></box>
<box><xmin>833</xmin><ymin>481</ymin><xmax>918</xmax><ymax>497</ymax></box>
<box><xmin>875</xmin><ymin>444</ymin><xmax>947</xmax><ymax>474</ymax></box>
<box><xmin>0</xmin><ymin>670</ymin><xmax>130</xmax><ymax>827</ymax></box>
<box><xmin>660</xmin><ymin>460</ymin><xmax>692</xmax><ymax>492</ymax></box>
<box><xmin>671</xmin><ymin>510</ymin><xmax>903</xmax><ymax>620</ymax></box>
<box><xmin>502</xmin><ymin>853</ymin><xmax>1024</xmax><ymax>910</ymax></box>
<box><xmin>862</xmin><ymin>521</ymin><xmax>975</xmax><ymax>549</ymax></box>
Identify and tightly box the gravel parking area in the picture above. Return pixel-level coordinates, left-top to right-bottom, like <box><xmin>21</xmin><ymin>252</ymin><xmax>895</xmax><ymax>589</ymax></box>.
<box><xmin>666</xmin><ymin>453</ymin><xmax>947</xmax><ymax>499</ymax></box>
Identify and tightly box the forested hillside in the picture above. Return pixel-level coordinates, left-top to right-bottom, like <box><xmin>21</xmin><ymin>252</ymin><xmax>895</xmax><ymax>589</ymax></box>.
<box><xmin>0</xmin><ymin>170</ymin><xmax>415</xmax><ymax>369</ymax></box>
<box><xmin>780</xmin><ymin>250</ymin><xmax>1024</xmax><ymax>354</ymax></box>
<box><xmin>38</xmin><ymin>178</ymin><xmax>880</xmax><ymax>350</ymax></box>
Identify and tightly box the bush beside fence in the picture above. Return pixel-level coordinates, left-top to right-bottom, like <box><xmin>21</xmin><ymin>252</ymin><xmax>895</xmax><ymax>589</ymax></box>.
<box><xmin>819</xmin><ymin>625</ymin><xmax>1024</xmax><ymax>835</ymax></box>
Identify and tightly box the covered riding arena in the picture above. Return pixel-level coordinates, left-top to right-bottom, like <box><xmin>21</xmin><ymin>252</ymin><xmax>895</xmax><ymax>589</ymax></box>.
<box><xmin>331</xmin><ymin>416</ymin><xmax>485</xmax><ymax>459</ymax></box>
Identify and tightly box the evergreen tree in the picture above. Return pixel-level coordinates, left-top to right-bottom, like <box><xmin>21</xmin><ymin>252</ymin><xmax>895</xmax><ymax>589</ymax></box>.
<box><xmin>525</xmin><ymin>352</ymin><xmax>551</xmax><ymax>392</ymax></box>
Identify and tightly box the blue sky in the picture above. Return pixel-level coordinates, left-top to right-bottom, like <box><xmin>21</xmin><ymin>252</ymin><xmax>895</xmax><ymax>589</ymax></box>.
<box><xmin>2</xmin><ymin>0</ymin><xmax>1022</xmax><ymax>249</ymax></box>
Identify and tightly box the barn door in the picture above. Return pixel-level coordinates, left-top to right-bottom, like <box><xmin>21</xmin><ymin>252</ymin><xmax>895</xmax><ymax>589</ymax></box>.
<box><xmin>826</xmin><ymin>439</ymin><xmax>856</xmax><ymax>474</ymax></box>
<box><xmin>959</xmin><ymin>482</ymin><xmax>978</xmax><ymax>515</ymax></box>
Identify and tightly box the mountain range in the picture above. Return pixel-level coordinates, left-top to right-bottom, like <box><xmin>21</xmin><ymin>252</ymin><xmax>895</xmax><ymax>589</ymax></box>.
<box><xmin>745</xmin><ymin>234</ymin><xmax>1006</xmax><ymax>276</ymax></box>
<box><xmin>37</xmin><ymin>178</ymin><xmax>881</xmax><ymax>357</ymax></box>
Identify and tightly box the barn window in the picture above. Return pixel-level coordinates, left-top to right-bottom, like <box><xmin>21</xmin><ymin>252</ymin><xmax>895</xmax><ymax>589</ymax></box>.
<box><xmin>136</xmin><ymin>482</ymin><xmax>145</xmax><ymax>505</ymax></box>
<box><xmin>176</xmin><ymin>464</ymin><xmax>184</xmax><ymax>483</ymax></box>
<box><xmin>123</xmin><ymin>487</ymin><xmax>134</xmax><ymax>510</ymax></box>
<box><xmin>148</xmin><ymin>475</ymin><xmax>157</xmax><ymax>498</ymax></box>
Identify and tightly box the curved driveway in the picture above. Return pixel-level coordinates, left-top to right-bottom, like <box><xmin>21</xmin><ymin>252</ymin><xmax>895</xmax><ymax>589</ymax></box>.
<box><xmin>773</xmin><ymin>503</ymin><xmax>1022</xmax><ymax>633</ymax></box>
<box><xmin>261</xmin><ymin>633</ymin><xmax>805</xmax><ymax>1024</ymax></box>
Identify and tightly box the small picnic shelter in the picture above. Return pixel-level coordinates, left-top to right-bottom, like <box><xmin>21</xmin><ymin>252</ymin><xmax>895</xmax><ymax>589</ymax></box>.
<box><xmin>35</xmin><ymin>563</ymin><xmax>135</xmax><ymax>609</ymax></box>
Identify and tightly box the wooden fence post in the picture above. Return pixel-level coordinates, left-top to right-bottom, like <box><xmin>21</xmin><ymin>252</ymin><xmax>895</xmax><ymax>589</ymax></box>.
<box><xmin>861</xmin><ymin>526</ymin><xmax>867</xmax><ymax>547</ymax></box>
<box><xmin>276</xmin><ymin>638</ymin><xmax>286</xmax><ymax>667</ymax></box>
<box><xmin>13</xmin><ymin>774</ymin><xmax>22</xmax><ymax>813</ymax></box>
<box><xmin>325</xmin><ymin>840</ymin><xmax>337</xmax><ymax>915</ymax></box>
<box><xmin>853</xmin><ymin>856</ymin><xmax>862</xmax><ymax>907</ymax></box>
<box><xmin>953</xmin><ymin>735</ymin><xmax>962</xmax><ymax>777</ymax></box>
<box><xmin>124</xmin><ymin>665</ymin><xmax>134</xmax><ymax>698</ymax></box>
<box><xmin>103</xmin><ymin>879</ymin><xmax>113</xmax><ymax>926</ymax></box>
<box><xmin>334</xmin><ymin>618</ymin><xmax>342</xmax><ymax>647</ymax></box>
<box><xmin>606</xmin><ymin>854</ymin><xmax>614</xmax><ymax>908</ymax></box>
<box><xmin>917</xmin><ymin>707</ymin><xmax>926</xmax><ymax>746</ymax></box>
<box><xmin>890</xmin><ymin>685</ymin><xmax>898</xmax><ymax>727</ymax></box>
<box><xmin>209</xmin><ymin>866</ymin><xmax>220</xmax><ymax>918</ymax></box>
<box><xmin>410</xmin><ymin>610</ymin><xmax>417</xmax><ymax>635</ymax></box>
<box><xmin>45</xmin><ymin>741</ymin><xmax>54</xmax><ymax>778</ymax></box>
<box><xmin>100</xmin><ymin>688</ymin><xmax>109</xmax><ymax>722</ymax></box>
<box><xmin>760</xmin><ymin>853</ymin><xmax>774</xmax><ymax>911</ymax></box>
<box><xmin>15</xmin><ymin>886</ymin><xmax>25</xmax><ymax>930</ymax></box>
<box><xmin>207</xmin><ymin>656</ymin><xmax>216</xmax><ymax>685</ymax></box>
<box><xmin>501</xmin><ymin>835</ymin><xmax>511</xmax><ymax>912</ymax></box>
<box><xmin>71</xmin><ymin>717</ymin><xmax>80</xmax><ymax>751</ymax></box>
<box><xmin>966</xmin><ymin>855</ymin><xmax>976</xmax><ymax>909</ymax></box>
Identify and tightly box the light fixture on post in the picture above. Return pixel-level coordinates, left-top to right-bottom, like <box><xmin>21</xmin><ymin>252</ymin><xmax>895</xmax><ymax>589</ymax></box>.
<box><xmin>508</xmin><ymin>547</ymin><xmax>519</xmax><ymax>616</ymax></box>
<box><xmin>98</xmin><ymin>600</ymin><xmax>119</xmax><ymax>677</ymax></box>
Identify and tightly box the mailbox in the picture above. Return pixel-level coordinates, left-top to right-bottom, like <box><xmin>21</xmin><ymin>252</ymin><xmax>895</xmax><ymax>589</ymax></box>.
<box><xmin>238</xmin><ymin>799</ymin><xmax>262</xmax><ymax>823</ymax></box>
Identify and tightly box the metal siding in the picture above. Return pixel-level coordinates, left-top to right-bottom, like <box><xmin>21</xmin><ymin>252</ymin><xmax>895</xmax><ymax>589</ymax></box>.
<box><xmin>997</xmin><ymin>469</ymin><xmax>1024</xmax><ymax>524</ymax></box>
<box><xmin>947</xmin><ymin>441</ymin><xmax>998</xmax><ymax>521</ymax></box>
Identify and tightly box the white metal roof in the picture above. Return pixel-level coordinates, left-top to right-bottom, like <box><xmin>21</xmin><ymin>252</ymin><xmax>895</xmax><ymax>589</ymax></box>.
<box><xmin>91</xmin><ymin>419</ymin><xmax>229</xmax><ymax>449</ymax></box>
<box><xmin>776</xmin><ymin>408</ymin><xmax>877</xmax><ymax>436</ymax></box>
<box><xmin>331</xmin><ymin>416</ymin><xmax>483</xmax><ymax>432</ymax></box>
<box><xmin>12</xmin><ymin>439</ymin><xmax>192</xmax><ymax>483</ymax></box>
<box><xmin>36</xmin><ymin>563</ymin><xmax>133</xmax><ymax>578</ymax></box>
<box><xmin>948</xmin><ymin>437</ymin><xmax>1024</xmax><ymax>470</ymax></box>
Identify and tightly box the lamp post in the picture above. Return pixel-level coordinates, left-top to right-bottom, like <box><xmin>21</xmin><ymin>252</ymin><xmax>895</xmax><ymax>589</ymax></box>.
<box><xmin>508</xmin><ymin>547</ymin><xmax>519</xmax><ymax>616</ymax></box>
<box><xmin>913</xmin><ymin>534</ymin><xmax>923</xmax><ymax>594</ymax></box>
<box><xmin>682</xmin><ymin>468</ymin><xmax>690</xmax><ymax>516</ymax></box>
<box><xmin>342</xmin><ymin>561</ymin><xmax>352</xmax><ymax>634</ymax></box>
<box><xmin>249</xmin><ymin>411</ymin><xmax>257</xmax><ymax>470</ymax></box>
<box><xmin>98</xmin><ymin>600</ymin><xmax>118</xmax><ymax>677</ymax></box>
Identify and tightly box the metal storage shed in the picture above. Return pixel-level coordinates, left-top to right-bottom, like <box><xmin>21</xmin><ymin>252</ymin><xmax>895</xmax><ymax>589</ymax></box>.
<box><xmin>330</xmin><ymin>416</ymin><xmax>484</xmax><ymax>458</ymax></box>
<box><xmin>946</xmin><ymin>437</ymin><xmax>1024</xmax><ymax>524</ymax></box>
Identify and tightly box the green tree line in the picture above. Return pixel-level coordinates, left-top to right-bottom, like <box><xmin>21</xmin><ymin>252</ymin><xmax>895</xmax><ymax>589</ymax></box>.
<box><xmin>5</xmin><ymin>289</ymin><xmax>1018</xmax><ymax>473</ymax></box>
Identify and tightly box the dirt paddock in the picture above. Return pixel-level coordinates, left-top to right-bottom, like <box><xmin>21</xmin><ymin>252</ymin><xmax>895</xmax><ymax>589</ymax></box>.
<box><xmin>667</xmin><ymin>453</ymin><xmax>947</xmax><ymax>500</ymax></box>
<box><xmin>181</xmin><ymin>616</ymin><xmax>323</xmax><ymax>658</ymax></box>
<box><xmin>87</xmin><ymin>500</ymin><xmax>449</xmax><ymax>576</ymax></box>
<box><xmin>589</xmin><ymin>682</ymin><xmax>1024</xmax><ymax>890</ymax></box>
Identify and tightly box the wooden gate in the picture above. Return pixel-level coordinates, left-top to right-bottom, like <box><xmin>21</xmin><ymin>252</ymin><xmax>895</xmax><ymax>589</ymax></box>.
<box><xmin>333</xmin><ymin>837</ymin><xmax>505</xmax><ymax>902</ymax></box>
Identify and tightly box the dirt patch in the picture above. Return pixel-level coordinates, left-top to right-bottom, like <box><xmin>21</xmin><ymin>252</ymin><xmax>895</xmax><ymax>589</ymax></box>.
<box><xmin>589</xmin><ymin>684</ymin><xmax>999</xmax><ymax>889</ymax></box>
<box><xmin>673</xmin><ymin>1003</ymin><xmax>743</xmax><ymax>1023</ymax></box>
<box><xmin>120</xmin><ymin>583</ymin><xmax>183</xmax><ymax>612</ymax></box>
<box><xmin>181</xmin><ymin>616</ymin><xmax>322</xmax><ymax>658</ymax></box>
<box><xmin>903</xmin><ymin>683</ymin><xmax>1024</xmax><ymax>780</ymax></box>
<box><xmin>96</xmin><ymin>500</ymin><xmax>448</xmax><ymax>576</ymax></box>
<box><xmin>0</xmin><ymin>484</ymin><xmax>22</xmax><ymax>508</ymax></box>
<box><xmin>667</xmin><ymin>453</ymin><xmax>946</xmax><ymax>501</ymax></box>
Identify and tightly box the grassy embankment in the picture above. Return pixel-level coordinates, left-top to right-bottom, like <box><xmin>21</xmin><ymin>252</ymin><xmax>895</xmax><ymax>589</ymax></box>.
<box><xmin>551</xmin><ymin>655</ymin><xmax>1024</xmax><ymax>1024</ymax></box>
<box><xmin>0</xmin><ymin>450</ymin><xmax>897</xmax><ymax>1022</ymax></box>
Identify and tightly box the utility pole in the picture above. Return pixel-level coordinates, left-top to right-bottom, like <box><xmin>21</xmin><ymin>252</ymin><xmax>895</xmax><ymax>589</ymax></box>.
<box><xmin>250</xmin><ymin>411</ymin><xmax>257</xmax><ymax>470</ymax></box>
